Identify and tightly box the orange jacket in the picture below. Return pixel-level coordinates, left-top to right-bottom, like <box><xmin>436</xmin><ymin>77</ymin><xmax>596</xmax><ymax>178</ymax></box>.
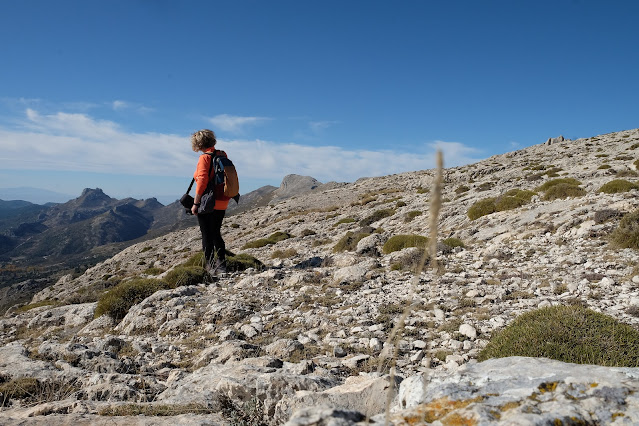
<box><xmin>193</xmin><ymin>148</ymin><xmax>230</xmax><ymax>210</ymax></box>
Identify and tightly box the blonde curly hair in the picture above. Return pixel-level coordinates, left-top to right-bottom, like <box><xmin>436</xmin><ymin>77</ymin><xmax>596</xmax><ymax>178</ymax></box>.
<box><xmin>191</xmin><ymin>129</ymin><xmax>217</xmax><ymax>152</ymax></box>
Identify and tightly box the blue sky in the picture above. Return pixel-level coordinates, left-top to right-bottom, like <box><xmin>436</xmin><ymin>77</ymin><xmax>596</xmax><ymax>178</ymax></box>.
<box><xmin>1</xmin><ymin>1</ymin><xmax>638</xmax><ymax>205</ymax></box>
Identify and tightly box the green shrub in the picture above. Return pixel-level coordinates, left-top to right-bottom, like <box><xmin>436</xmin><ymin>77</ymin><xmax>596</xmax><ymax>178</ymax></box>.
<box><xmin>226</xmin><ymin>253</ymin><xmax>264</xmax><ymax>271</ymax></box>
<box><xmin>182</xmin><ymin>252</ymin><xmax>205</xmax><ymax>267</ymax></box>
<box><xmin>610</xmin><ymin>209</ymin><xmax>639</xmax><ymax>249</ymax></box>
<box><xmin>143</xmin><ymin>267</ymin><xmax>164</xmax><ymax>276</ymax></box>
<box><xmin>359</xmin><ymin>209</ymin><xmax>395</xmax><ymax>226</ymax></box>
<box><xmin>164</xmin><ymin>266</ymin><xmax>207</xmax><ymax>287</ymax></box>
<box><xmin>535</xmin><ymin>178</ymin><xmax>585</xmax><ymax>201</ymax></box>
<box><xmin>535</xmin><ymin>178</ymin><xmax>582</xmax><ymax>192</ymax></box>
<box><xmin>635</xmin><ymin>159</ymin><xmax>639</xmax><ymax>168</ymax></box>
<box><xmin>598</xmin><ymin>164</ymin><xmax>611</xmax><ymax>170</ymax></box>
<box><xmin>594</xmin><ymin>209</ymin><xmax>623</xmax><ymax>224</ymax></box>
<box><xmin>542</xmin><ymin>183</ymin><xmax>586</xmax><ymax>201</ymax></box>
<box><xmin>476</xmin><ymin>182</ymin><xmax>494</xmax><ymax>191</ymax></box>
<box><xmin>335</xmin><ymin>218</ymin><xmax>356</xmax><ymax>226</ymax></box>
<box><xmin>269</xmin><ymin>231</ymin><xmax>292</xmax><ymax>242</ymax></box>
<box><xmin>495</xmin><ymin>196</ymin><xmax>527</xmax><ymax>212</ymax></box>
<box><xmin>467</xmin><ymin>197</ymin><xmax>497</xmax><ymax>220</ymax></box>
<box><xmin>333</xmin><ymin>231</ymin><xmax>371</xmax><ymax>252</ymax></box>
<box><xmin>300</xmin><ymin>229</ymin><xmax>316</xmax><ymax>236</ymax></box>
<box><xmin>503</xmin><ymin>189</ymin><xmax>536</xmax><ymax>202</ymax></box>
<box><xmin>478</xmin><ymin>305</ymin><xmax>639</xmax><ymax>367</ymax></box>
<box><xmin>598</xmin><ymin>179</ymin><xmax>639</xmax><ymax>194</ymax></box>
<box><xmin>404</xmin><ymin>210</ymin><xmax>422</xmax><ymax>222</ymax></box>
<box><xmin>455</xmin><ymin>185</ymin><xmax>470</xmax><ymax>194</ymax></box>
<box><xmin>442</xmin><ymin>237</ymin><xmax>464</xmax><ymax>248</ymax></box>
<box><xmin>382</xmin><ymin>234</ymin><xmax>429</xmax><ymax>254</ymax></box>
<box><xmin>15</xmin><ymin>299</ymin><xmax>58</xmax><ymax>313</ymax></box>
<box><xmin>616</xmin><ymin>170</ymin><xmax>639</xmax><ymax>177</ymax></box>
<box><xmin>242</xmin><ymin>231</ymin><xmax>292</xmax><ymax>249</ymax></box>
<box><xmin>271</xmin><ymin>248</ymin><xmax>298</xmax><ymax>259</ymax></box>
<box><xmin>95</xmin><ymin>278</ymin><xmax>167</xmax><ymax>321</ymax></box>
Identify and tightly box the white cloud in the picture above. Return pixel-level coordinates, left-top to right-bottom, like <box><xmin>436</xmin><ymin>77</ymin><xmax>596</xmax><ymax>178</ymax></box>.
<box><xmin>112</xmin><ymin>100</ymin><xmax>128</xmax><ymax>110</ymax></box>
<box><xmin>0</xmin><ymin>109</ymin><xmax>485</xmax><ymax>185</ymax></box>
<box><xmin>110</xmin><ymin>100</ymin><xmax>154</xmax><ymax>114</ymax></box>
<box><xmin>309</xmin><ymin>120</ymin><xmax>339</xmax><ymax>132</ymax></box>
<box><xmin>209</xmin><ymin>114</ymin><xmax>269</xmax><ymax>133</ymax></box>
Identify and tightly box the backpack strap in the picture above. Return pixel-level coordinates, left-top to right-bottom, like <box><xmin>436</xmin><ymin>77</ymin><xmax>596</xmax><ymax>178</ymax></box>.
<box><xmin>186</xmin><ymin>178</ymin><xmax>195</xmax><ymax>194</ymax></box>
<box><xmin>186</xmin><ymin>150</ymin><xmax>217</xmax><ymax>194</ymax></box>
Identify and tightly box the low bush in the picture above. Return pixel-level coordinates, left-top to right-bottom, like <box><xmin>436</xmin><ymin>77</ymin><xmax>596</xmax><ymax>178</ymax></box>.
<box><xmin>95</xmin><ymin>278</ymin><xmax>167</xmax><ymax>321</ymax></box>
<box><xmin>0</xmin><ymin>377</ymin><xmax>80</xmax><ymax>407</ymax></box>
<box><xmin>164</xmin><ymin>266</ymin><xmax>207</xmax><ymax>287</ymax></box>
<box><xmin>535</xmin><ymin>178</ymin><xmax>585</xmax><ymax>201</ymax></box>
<box><xmin>610</xmin><ymin>209</ymin><xmax>639</xmax><ymax>249</ymax></box>
<box><xmin>503</xmin><ymin>188</ymin><xmax>536</xmax><ymax>202</ymax></box>
<box><xmin>334</xmin><ymin>218</ymin><xmax>356</xmax><ymax>226</ymax></box>
<box><xmin>455</xmin><ymin>185</ymin><xmax>470</xmax><ymax>194</ymax></box>
<box><xmin>495</xmin><ymin>196</ymin><xmax>527</xmax><ymax>212</ymax></box>
<box><xmin>382</xmin><ymin>234</ymin><xmax>429</xmax><ymax>254</ymax></box>
<box><xmin>616</xmin><ymin>170</ymin><xmax>639</xmax><ymax>177</ymax></box>
<box><xmin>467</xmin><ymin>198</ymin><xmax>497</xmax><ymax>220</ymax></box>
<box><xmin>226</xmin><ymin>252</ymin><xmax>264</xmax><ymax>272</ymax></box>
<box><xmin>598</xmin><ymin>179</ymin><xmax>639</xmax><ymax>194</ymax></box>
<box><xmin>594</xmin><ymin>209</ymin><xmax>623</xmax><ymax>224</ymax></box>
<box><xmin>404</xmin><ymin>210</ymin><xmax>422</xmax><ymax>222</ymax></box>
<box><xmin>242</xmin><ymin>231</ymin><xmax>292</xmax><ymax>249</ymax></box>
<box><xmin>15</xmin><ymin>299</ymin><xmax>58</xmax><ymax>313</ymax></box>
<box><xmin>333</xmin><ymin>231</ymin><xmax>371</xmax><ymax>252</ymax></box>
<box><xmin>181</xmin><ymin>252</ymin><xmax>205</xmax><ymax>267</ymax></box>
<box><xmin>271</xmin><ymin>248</ymin><xmax>298</xmax><ymax>259</ymax></box>
<box><xmin>476</xmin><ymin>182</ymin><xmax>494</xmax><ymax>191</ymax></box>
<box><xmin>535</xmin><ymin>178</ymin><xmax>582</xmax><ymax>192</ymax></box>
<box><xmin>359</xmin><ymin>209</ymin><xmax>395</xmax><ymax>226</ymax></box>
<box><xmin>442</xmin><ymin>237</ymin><xmax>464</xmax><ymax>248</ymax></box>
<box><xmin>143</xmin><ymin>267</ymin><xmax>165</xmax><ymax>276</ymax></box>
<box><xmin>478</xmin><ymin>305</ymin><xmax>639</xmax><ymax>366</ymax></box>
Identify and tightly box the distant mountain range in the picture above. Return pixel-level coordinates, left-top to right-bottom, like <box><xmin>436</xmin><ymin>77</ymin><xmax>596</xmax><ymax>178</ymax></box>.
<box><xmin>0</xmin><ymin>174</ymin><xmax>337</xmax><ymax>268</ymax></box>
<box><xmin>0</xmin><ymin>187</ymin><xmax>74</xmax><ymax>204</ymax></box>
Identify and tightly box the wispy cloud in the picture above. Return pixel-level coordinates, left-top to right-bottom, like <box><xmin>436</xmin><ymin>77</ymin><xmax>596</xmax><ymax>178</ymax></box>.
<box><xmin>309</xmin><ymin>120</ymin><xmax>339</xmax><ymax>132</ymax></box>
<box><xmin>209</xmin><ymin>114</ymin><xmax>270</xmax><ymax>133</ymax></box>
<box><xmin>111</xmin><ymin>100</ymin><xmax>154</xmax><ymax>114</ymax></box>
<box><xmin>0</xmin><ymin>109</ymin><xmax>484</xmax><ymax>183</ymax></box>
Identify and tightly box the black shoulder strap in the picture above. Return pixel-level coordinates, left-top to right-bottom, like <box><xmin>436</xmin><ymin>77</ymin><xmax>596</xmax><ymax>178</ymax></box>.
<box><xmin>185</xmin><ymin>150</ymin><xmax>217</xmax><ymax>195</ymax></box>
<box><xmin>186</xmin><ymin>178</ymin><xmax>195</xmax><ymax>194</ymax></box>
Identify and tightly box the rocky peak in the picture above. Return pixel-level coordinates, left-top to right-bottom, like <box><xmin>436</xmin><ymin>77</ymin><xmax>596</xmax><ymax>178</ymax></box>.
<box><xmin>76</xmin><ymin>188</ymin><xmax>112</xmax><ymax>207</ymax></box>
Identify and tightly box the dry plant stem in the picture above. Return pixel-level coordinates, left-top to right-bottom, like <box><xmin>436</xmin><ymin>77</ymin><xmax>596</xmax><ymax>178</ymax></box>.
<box><xmin>381</xmin><ymin>150</ymin><xmax>444</xmax><ymax>425</ymax></box>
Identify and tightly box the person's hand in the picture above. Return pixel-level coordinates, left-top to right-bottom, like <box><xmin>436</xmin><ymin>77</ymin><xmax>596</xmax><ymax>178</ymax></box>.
<box><xmin>191</xmin><ymin>204</ymin><xmax>199</xmax><ymax>215</ymax></box>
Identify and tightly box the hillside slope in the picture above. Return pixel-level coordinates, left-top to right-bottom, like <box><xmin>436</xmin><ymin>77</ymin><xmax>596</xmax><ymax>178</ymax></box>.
<box><xmin>2</xmin><ymin>129</ymin><xmax>639</xmax><ymax>424</ymax></box>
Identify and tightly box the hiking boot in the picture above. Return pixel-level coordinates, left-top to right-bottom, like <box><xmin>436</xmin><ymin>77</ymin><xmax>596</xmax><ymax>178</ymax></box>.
<box><xmin>212</xmin><ymin>259</ymin><xmax>227</xmax><ymax>276</ymax></box>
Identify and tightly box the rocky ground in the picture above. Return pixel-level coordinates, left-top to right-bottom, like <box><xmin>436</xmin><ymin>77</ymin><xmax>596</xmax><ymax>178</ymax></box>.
<box><xmin>1</xmin><ymin>129</ymin><xmax>639</xmax><ymax>424</ymax></box>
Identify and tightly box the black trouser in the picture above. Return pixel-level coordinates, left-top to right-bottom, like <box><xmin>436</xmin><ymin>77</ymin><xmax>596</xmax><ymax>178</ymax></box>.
<box><xmin>197</xmin><ymin>209</ymin><xmax>226</xmax><ymax>267</ymax></box>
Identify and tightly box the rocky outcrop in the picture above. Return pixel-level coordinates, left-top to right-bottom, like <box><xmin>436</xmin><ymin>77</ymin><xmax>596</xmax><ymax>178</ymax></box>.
<box><xmin>2</xmin><ymin>128</ymin><xmax>639</xmax><ymax>424</ymax></box>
